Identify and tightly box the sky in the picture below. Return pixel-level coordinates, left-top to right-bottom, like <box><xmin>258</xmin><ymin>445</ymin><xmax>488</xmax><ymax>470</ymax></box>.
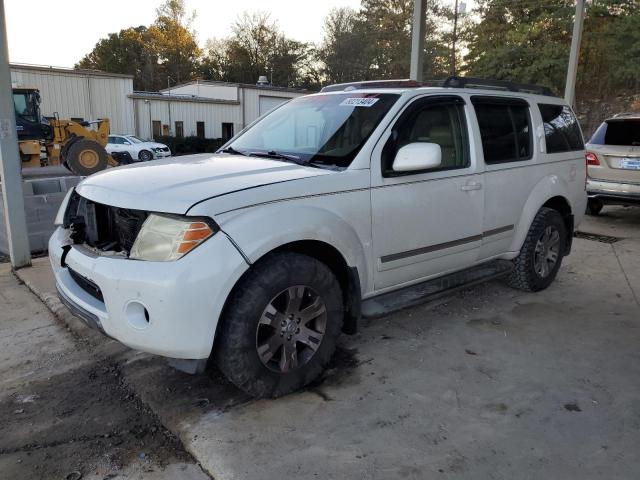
<box><xmin>5</xmin><ymin>0</ymin><xmax>363</xmax><ymax>67</ymax></box>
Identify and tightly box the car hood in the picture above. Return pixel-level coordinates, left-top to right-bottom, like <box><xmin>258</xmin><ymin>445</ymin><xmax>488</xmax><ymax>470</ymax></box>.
<box><xmin>147</xmin><ymin>142</ymin><xmax>168</xmax><ymax>149</ymax></box>
<box><xmin>76</xmin><ymin>153</ymin><xmax>330</xmax><ymax>214</ymax></box>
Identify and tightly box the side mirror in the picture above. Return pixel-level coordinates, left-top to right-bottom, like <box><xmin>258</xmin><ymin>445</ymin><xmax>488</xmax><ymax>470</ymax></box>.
<box><xmin>123</xmin><ymin>141</ymin><xmax>131</xmax><ymax>145</ymax></box>
<box><xmin>392</xmin><ymin>142</ymin><xmax>442</xmax><ymax>172</ymax></box>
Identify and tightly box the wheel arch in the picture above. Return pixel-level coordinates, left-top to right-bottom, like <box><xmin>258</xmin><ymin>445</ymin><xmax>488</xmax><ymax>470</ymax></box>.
<box><xmin>510</xmin><ymin>175</ymin><xmax>575</xmax><ymax>255</ymax></box>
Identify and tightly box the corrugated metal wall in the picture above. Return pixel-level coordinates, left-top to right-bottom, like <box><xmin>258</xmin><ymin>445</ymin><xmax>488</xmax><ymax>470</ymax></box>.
<box><xmin>242</xmin><ymin>88</ymin><xmax>300</xmax><ymax>125</ymax></box>
<box><xmin>134</xmin><ymin>87</ymin><xmax>304</xmax><ymax>139</ymax></box>
<box><xmin>10</xmin><ymin>65</ymin><xmax>135</xmax><ymax>134</ymax></box>
<box><xmin>133</xmin><ymin>99</ymin><xmax>243</xmax><ymax>139</ymax></box>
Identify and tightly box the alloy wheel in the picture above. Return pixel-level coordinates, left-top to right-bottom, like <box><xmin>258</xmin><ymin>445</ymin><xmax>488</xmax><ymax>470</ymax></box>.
<box><xmin>256</xmin><ymin>285</ymin><xmax>327</xmax><ymax>373</ymax></box>
<box><xmin>534</xmin><ymin>225</ymin><xmax>560</xmax><ymax>278</ymax></box>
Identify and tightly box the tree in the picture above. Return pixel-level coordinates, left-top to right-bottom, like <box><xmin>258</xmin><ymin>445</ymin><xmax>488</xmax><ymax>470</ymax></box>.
<box><xmin>318</xmin><ymin>1</ymin><xmax>449</xmax><ymax>85</ymax></box>
<box><xmin>76</xmin><ymin>26</ymin><xmax>161</xmax><ymax>91</ymax></box>
<box><xmin>201</xmin><ymin>13</ymin><xmax>318</xmax><ymax>89</ymax></box>
<box><xmin>318</xmin><ymin>7</ymin><xmax>370</xmax><ymax>84</ymax></box>
<box><xmin>463</xmin><ymin>0</ymin><xmax>574</xmax><ymax>94</ymax></box>
<box><xmin>77</xmin><ymin>0</ymin><xmax>200</xmax><ymax>90</ymax></box>
<box><xmin>148</xmin><ymin>0</ymin><xmax>201</xmax><ymax>86</ymax></box>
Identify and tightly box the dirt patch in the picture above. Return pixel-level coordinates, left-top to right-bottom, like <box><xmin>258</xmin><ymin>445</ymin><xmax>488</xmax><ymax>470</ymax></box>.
<box><xmin>0</xmin><ymin>359</ymin><xmax>198</xmax><ymax>480</ymax></box>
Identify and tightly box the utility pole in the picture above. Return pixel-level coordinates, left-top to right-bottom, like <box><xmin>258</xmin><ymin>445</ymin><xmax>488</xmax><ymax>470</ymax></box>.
<box><xmin>564</xmin><ymin>0</ymin><xmax>586</xmax><ymax>108</ymax></box>
<box><xmin>0</xmin><ymin>0</ymin><xmax>30</xmax><ymax>268</ymax></box>
<box><xmin>410</xmin><ymin>0</ymin><xmax>427</xmax><ymax>81</ymax></box>
<box><xmin>451</xmin><ymin>0</ymin><xmax>460</xmax><ymax>76</ymax></box>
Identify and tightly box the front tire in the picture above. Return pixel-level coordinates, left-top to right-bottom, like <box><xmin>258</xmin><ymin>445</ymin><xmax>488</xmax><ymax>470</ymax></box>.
<box><xmin>507</xmin><ymin>207</ymin><xmax>567</xmax><ymax>292</ymax></box>
<box><xmin>214</xmin><ymin>252</ymin><xmax>343</xmax><ymax>398</ymax></box>
<box><xmin>138</xmin><ymin>149</ymin><xmax>153</xmax><ymax>161</ymax></box>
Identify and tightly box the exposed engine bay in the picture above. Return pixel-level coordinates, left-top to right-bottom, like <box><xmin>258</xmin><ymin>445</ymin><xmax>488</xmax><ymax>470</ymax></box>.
<box><xmin>64</xmin><ymin>191</ymin><xmax>148</xmax><ymax>256</ymax></box>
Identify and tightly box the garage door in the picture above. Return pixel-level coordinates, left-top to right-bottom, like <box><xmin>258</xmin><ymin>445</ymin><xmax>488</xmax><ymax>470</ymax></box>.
<box><xmin>259</xmin><ymin>96</ymin><xmax>288</xmax><ymax>116</ymax></box>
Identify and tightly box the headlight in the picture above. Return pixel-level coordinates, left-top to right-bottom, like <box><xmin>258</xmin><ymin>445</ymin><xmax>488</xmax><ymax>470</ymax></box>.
<box><xmin>130</xmin><ymin>214</ymin><xmax>216</xmax><ymax>262</ymax></box>
<box><xmin>54</xmin><ymin>187</ymin><xmax>75</xmax><ymax>226</ymax></box>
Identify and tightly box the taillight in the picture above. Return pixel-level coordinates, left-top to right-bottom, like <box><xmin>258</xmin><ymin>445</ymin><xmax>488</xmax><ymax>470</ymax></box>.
<box><xmin>585</xmin><ymin>152</ymin><xmax>600</xmax><ymax>166</ymax></box>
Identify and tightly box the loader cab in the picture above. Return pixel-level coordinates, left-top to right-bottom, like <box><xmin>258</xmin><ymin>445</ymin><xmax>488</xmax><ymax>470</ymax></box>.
<box><xmin>13</xmin><ymin>88</ymin><xmax>51</xmax><ymax>141</ymax></box>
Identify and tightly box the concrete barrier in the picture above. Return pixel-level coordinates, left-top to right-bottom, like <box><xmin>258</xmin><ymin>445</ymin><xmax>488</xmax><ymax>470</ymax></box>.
<box><xmin>0</xmin><ymin>176</ymin><xmax>82</xmax><ymax>254</ymax></box>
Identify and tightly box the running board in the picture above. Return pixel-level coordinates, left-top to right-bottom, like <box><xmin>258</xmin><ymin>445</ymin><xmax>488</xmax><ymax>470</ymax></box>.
<box><xmin>361</xmin><ymin>260</ymin><xmax>514</xmax><ymax>318</ymax></box>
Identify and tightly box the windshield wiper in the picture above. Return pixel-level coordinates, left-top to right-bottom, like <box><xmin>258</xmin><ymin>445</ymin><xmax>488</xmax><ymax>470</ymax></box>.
<box><xmin>220</xmin><ymin>146</ymin><xmax>248</xmax><ymax>156</ymax></box>
<box><xmin>248</xmin><ymin>150</ymin><xmax>312</xmax><ymax>167</ymax></box>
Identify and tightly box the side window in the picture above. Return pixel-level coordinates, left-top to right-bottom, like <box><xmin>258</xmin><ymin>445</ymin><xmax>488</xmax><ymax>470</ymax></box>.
<box><xmin>538</xmin><ymin>104</ymin><xmax>584</xmax><ymax>152</ymax></box>
<box><xmin>472</xmin><ymin>97</ymin><xmax>532</xmax><ymax>164</ymax></box>
<box><xmin>382</xmin><ymin>97</ymin><xmax>469</xmax><ymax>175</ymax></box>
<box><xmin>108</xmin><ymin>136</ymin><xmax>115</xmax><ymax>144</ymax></box>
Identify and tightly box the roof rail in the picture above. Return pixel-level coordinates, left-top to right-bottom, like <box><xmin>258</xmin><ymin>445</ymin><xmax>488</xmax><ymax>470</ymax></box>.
<box><xmin>320</xmin><ymin>79</ymin><xmax>441</xmax><ymax>92</ymax></box>
<box><xmin>442</xmin><ymin>76</ymin><xmax>556</xmax><ymax>97</ymax></box>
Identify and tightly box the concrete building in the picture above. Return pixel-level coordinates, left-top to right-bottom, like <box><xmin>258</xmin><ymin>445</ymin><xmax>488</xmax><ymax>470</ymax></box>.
<box><xmin>9</xmin><ymin>64</ymin><xmax>306</xmax><ymax>141</ymax></box>
<box><xmin>131</xmin><ymin>81</ymin><xmax>304</xmax><ymax>140</ymax></box>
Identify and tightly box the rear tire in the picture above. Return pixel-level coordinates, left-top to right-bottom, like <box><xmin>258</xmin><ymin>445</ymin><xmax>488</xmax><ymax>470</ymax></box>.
<box><xmin>586</xmin><ymin>198</ymin><xmax>604</xmax><ymax>216</ymax></box>
<box><xmin>214</xmin><ymin>252</ymin><xmax>343</xmax><ymax>398</ymax></box>
<box><xmin>507</xmin><ymin>207</ymin><xmax>567</xmax><ymax>292</ymax></box>
<box><xmin>65</xmin><ymin>139</ymin><xmax>108</xmax><ymax>176</ymax></box>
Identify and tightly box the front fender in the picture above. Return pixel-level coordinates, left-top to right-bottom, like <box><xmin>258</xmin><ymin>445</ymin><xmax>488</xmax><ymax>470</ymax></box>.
<box><xmin>214</xmin><ymin>203</ymin><xmax>371</xmax><ymax>293</ymax></box>
<box><xmin>509</xmin><ymin>173</ymin><xmax>574</xmax><ymax>253</ymax></box>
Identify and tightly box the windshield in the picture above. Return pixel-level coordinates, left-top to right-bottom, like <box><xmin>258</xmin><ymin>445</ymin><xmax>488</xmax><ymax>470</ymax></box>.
<box><xmin>13</xmin><ymin>92</ymin><xmax>38</xmax><ymax>123</ymax></box>
<box><xmin>227</xmin><ymin>93</ymin><xmax>400</xmax><ymax>168</ymax></box>
<box><xmin>127</xmin><ymin>135</ymin><xmax>145</xmax><ymax>143</ymax></box>
<box><xmin>590</xmin><ymin>119</ymin><xmax>640</xmax><ymax>146</ymax></box>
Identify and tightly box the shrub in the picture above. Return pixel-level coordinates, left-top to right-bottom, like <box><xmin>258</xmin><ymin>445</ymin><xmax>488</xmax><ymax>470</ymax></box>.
<box><xmin>154</xmin><ymin>136</ymin><xmax>226</xmax><ymax>156</ymax></box>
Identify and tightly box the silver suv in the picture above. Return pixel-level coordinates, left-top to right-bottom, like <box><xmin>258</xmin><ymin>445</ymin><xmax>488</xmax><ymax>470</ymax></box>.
<box><xmin>585</xmin><ymin>113</ymin><xmax>640</xmax><ymax>215</ymax></box>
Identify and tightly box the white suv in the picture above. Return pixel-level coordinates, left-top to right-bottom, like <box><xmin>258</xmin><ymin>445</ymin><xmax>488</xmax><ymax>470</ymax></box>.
<box><xmin>50</xmin><ymin>78</ymin><xmax>587</xmax><ymax>397</ymax></box>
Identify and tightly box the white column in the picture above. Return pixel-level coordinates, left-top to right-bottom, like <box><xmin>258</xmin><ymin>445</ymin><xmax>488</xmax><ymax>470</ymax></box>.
<box><xmin>564</xmin><ymin>0</ymin><xmax>586</xmax><ymax>108</ymax></box>
<box><xmin>410</xmin><ymin>0</ymin><xmax>426</xmax><ymax>81</ymax></box>
<box><xmin>0</xmin><ymin>0</ymin><xmax>31</xmax><ymax>268</ymax></box>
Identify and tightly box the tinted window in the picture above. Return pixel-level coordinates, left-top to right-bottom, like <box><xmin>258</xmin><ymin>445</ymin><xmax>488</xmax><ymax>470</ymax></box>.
<box><xmin>539</xmin><ymin>104</ymin><xmax>584</xmax><ymax>152</ymax></box>
<box><xmin>473</xmin><ymin>98</ymin><xmax>532</xmax><ymax>164</ymax></box>
<box><xmin>589</xmin><ymin>119</ymin><xmax>640</xmax><ymax>146</ymax></box>
<box><xmin>382</xmin><ymin>98</ymin><xmax>469</xmax><ymax>174</ymax></box>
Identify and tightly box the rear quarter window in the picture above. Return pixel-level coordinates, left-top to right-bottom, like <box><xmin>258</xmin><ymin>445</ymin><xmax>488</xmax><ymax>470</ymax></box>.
<box><xmin>589</xmin><ymin>119</ymin><xmax>640</xmax><ymax>146</ymax></box>
<box><xmin>538</xmin><ymin>104</ymin><xmax>584</xmax><ymax>153</ymax></box>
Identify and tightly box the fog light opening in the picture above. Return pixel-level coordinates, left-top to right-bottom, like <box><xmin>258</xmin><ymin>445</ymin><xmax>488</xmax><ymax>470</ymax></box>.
<box><xmin>125</xmin><ymin>301</ymin><xmax>150</xmax><ymax>330</ymax></box>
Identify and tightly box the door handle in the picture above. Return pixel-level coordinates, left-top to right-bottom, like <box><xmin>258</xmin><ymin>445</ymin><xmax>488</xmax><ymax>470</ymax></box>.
<box><xmin>461</xmin><ymin>182</ymin><xmax>482</xmax><ymax>191</ymax></box>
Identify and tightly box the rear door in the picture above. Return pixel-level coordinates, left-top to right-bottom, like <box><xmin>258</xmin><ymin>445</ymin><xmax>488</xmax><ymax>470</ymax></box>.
<box><xmin>370</xmin><ymin>94</ymin><xmax>484</xmax><ymax>291</ymax></box>
<box><xmin>471</xmin><ymin>96</ymin><xmax>537</xmax><ymax>259</ymax></box>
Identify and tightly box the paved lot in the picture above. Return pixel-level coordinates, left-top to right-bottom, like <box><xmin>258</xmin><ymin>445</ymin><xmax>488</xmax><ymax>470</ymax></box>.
<box><xmin>4</xmin><ymin>206</ymin><xmax>640</xmax><ymax>479</ymax></box>
<box><xmin>0</xmin><ymin>265</ymin><xmax>210</xmax><ymax>479</ymax></box>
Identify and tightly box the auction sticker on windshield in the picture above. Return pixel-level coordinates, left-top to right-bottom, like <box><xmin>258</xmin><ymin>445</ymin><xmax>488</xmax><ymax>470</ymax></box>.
<box><xmin>340</xmin><ymin>97</ymin><xmax>380</xmax><ymax>107</ymax></box>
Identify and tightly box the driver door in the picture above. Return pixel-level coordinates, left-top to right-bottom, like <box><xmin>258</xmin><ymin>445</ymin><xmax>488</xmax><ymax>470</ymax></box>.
<box><xmin>371</xmin><ymin>95</ymin><xmax>484</xmax><ymax>291</ymax></box>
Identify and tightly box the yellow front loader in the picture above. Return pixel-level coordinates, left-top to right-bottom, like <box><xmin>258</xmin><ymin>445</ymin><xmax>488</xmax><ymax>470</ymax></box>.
<box><xmin>14</xmin><ymin>87</ymin><xmax>117</xmax><ymax>176</ymax></box>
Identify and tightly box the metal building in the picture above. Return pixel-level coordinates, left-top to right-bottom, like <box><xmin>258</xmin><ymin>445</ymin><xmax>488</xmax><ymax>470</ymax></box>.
<box><xmin>10</xmin><ymin>63</ymin><xmax>135</xmax><ymax>134</ymax></box>
<box><xmin>130</xmin><ymin>81</ymin><xmax>304</xmax><ymax>140</ymax></box>
<box><xmin>9</xmin><ymin>65</ymin><xmax>305</xmax><ymax>141</ymax></box>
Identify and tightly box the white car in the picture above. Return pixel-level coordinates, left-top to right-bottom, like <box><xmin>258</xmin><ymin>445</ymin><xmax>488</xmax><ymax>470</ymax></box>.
<box><xmin>50</xmin><ymin>77</ymin><xmax>587</xmax><ymax>398</ymax></box>
<box><xmin>106</xmin><ymin>134</ymin><xmax>171</xmax><ymax>162</ymax></box>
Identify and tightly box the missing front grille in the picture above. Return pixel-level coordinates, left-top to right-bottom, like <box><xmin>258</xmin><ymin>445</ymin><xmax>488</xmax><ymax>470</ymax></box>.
<box><xmin>574</xmin><ymin>231</ymin><xmax>621</xmax><ymax>244</ymax></box>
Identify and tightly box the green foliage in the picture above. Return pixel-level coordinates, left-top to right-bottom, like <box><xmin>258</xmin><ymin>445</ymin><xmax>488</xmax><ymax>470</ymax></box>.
<box><xmin>200</xmin><ymin>13</ymin><xmax>319</xmax><ymax>89</ymax></box>
<box><xmin>77</xmin><ymin>0</ymin><xmax>200</xmax><ymax>91</ymax></box>
<box><xmin>154</xmin><ymin>135</ymin><xmax>224</xmax><ymax>156</ymax></box>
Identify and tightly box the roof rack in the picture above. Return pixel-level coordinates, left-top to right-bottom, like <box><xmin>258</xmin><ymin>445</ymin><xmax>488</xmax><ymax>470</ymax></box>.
<box><xmin>320</xmin><ymin>79</ymin><xmax>441</xmax><ymax>93</ymax></box>
<box><xmin>442</xmin><ymin>76</ymin><xmax>556</xmax><ymax>96</ymax></box>
<box><xmin>320</xmin><ymin>76</ymin><xmax>557</xmax><ymax>97</ymax></box>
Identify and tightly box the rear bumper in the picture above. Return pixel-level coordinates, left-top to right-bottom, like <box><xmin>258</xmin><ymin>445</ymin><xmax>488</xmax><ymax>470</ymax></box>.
<box><xmin>587</xmin><ymin>178</ymin><xmax>640</xmax><ymax>205</ymax></box>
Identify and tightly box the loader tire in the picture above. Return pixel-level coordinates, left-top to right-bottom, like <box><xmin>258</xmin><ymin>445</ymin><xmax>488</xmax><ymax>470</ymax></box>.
<box><xmin>65</xmin><ymin>139</ymin><xmax>108</xmax><ymax>176</ymax></box>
